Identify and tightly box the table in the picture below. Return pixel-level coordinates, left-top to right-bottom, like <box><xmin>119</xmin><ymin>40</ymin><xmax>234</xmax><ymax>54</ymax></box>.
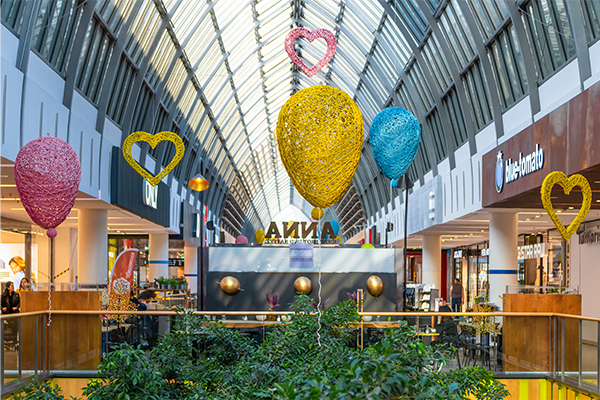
<box><xmin>136</xmin><ymin>288</ymin><xmax>191</xmax><ymax>309</ymax></box>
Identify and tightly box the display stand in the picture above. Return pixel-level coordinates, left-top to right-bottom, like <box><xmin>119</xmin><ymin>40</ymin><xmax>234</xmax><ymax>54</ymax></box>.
<box><xmin>136</xmin><ymin>288</ymin><xmax>191</xmax><ymax>309</ymax></box>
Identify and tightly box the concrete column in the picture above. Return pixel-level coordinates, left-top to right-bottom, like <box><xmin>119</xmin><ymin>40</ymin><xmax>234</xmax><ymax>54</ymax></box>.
<box><xmin>78</xmin><ymin>209</ymin><xmax>108</xmax><ymax>285</ymax></box>
<box><xmin>148</xmin><ymin>233</ymin><xmax>169</xmax><ymax>281</ymax></box>
<box><xmin>489</xmin><ymin>212</ymin><xmax>518</xmax><ymax>309</ymax></box>
<box><xmin>184</xmin><ymin>242</ymin><xmax>198</xmax><ymax>295</ymax></box>
<box><xmin>422</xmin><ymin>235</ymin><xmax>442</xmax><ymax>290</ymax></box>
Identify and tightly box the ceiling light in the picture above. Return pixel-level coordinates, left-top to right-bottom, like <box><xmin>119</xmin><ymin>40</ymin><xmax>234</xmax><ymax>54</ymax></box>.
<box><xmin>188</xmin><ymin>159</ymin><xmax>209</xmax><ymax>192</ymax></box>
<box><xmin>568</xmin><ymin>206</ymin><xmax>574</xmax><ymax>210</ymax></box>
<box><xmin>557</xmin><ymin>210</ymin><xmax>562</xmax><ymax>213</ymax></box>
<box><xmin>525</xmin><ymin>218</ymin><xmax>530</xmax><ymax>221</ymax></box>
<box><xmin>535</xmin><ymin>215</ymin><xmax>540</xmax><ymax>218</ymax></box>
<box><xmin>480</xmin><ymin>230</ymin><xmax>484</xmax><ymax>232</ymax></box>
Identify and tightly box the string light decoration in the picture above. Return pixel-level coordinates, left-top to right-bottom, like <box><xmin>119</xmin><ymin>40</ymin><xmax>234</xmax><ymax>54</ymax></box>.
<box><xmin>369</xmin><ymin>107</ymin><xmax>421</xmax><ymax>184</ymax></box>
<box><xmin>122</xmin><ymin>131</ymin><xmax>185</xmax><ymax>186</ymax></box>
<box><xmin>285</xmin><ymin>27</ymin><xmax>337</xmax><ymax>77</ymax></box>
<box><xmin>276</xmin><ymin>85</ymin><xmax>363</xmax><ymax>209</ymax></box>
<box><xmin>14</xmin><ymin>137</ymin><xmax>81</xmax><ymax>238</ymax></box>
<box><xmin>541</xmin><ymin>171</ymin><xmax>591</xmax><ymax>240</ymax></box>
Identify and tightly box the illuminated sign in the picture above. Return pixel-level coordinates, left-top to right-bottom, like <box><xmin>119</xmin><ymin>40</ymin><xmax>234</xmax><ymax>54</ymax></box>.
<box><xmin>453</xmin><ymin>250</ymin><xmax>462</xmax><ymax>259</ymax></box>
<box><xmin>505</xmin><ymin>144</ymin><xmax>544</xmax><ymax>184</ymax></box>
<box><xmin>517</xmin><ymin>243</ymin><xmax>546</xmax><ymax>260</ymax></box>
<box><xmin>264</xmin><ymin>221</ymin><xmax>338</xmax><ymax>244</ymax></box>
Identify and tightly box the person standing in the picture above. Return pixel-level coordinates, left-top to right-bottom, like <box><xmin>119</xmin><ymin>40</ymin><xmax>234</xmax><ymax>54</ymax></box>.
<box><xmin>9</xmin><ymin>256</ymin><xmax>26</xmax><ymax>291</ymax></box>
<box><xmin>1</xmin><ymin>281</ymin><xmax>20</xmax><ymax>314</ymax></box>
<box><xmin>449</xmin><ymin>278</ymin><xmax>464</xmax><ymax>313</ymax></box>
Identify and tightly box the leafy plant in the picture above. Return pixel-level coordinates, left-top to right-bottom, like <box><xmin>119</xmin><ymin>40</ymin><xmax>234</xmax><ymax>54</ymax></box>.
<box><xmin>265</xmin><ymin>290</ymin><xmax>280</xmax><ymax>309</ymax></box>
<box><xmin>7</xmin><ymin>376</ymin><xmax>75</xmax><ymax>400</ymax></box>
<box><xmin>156</xmin><ymin>277</ymin><xmax>167</xmax><ymax>285</ymax></box>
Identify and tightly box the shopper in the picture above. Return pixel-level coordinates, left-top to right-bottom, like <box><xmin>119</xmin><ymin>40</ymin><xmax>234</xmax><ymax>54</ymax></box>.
<box><xmin>449</xmin><ymin>279</ymin><xmax>464</xmax><ymax>313</ymax></box>
<box><xmin>1</xmin><ymin>281</ymin><xmax>20</xmax><ymax>314</ymax></box>
<box><xmin>9</xmin><ymin>256</ymin><xmax>25</xmax><ymax>291</ymax></box>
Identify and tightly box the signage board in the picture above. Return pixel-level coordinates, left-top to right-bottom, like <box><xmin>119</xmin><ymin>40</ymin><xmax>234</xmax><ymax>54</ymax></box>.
<box><xmin>517</xmin><ymin>243</ymin><xmax>546</xmax><ymax>260</ymax></box>
<box><xmin>453</xmin><ymin>250</ymin><xmax>462</xmax><ymax>259</ymax></box>
<box><xmin>289</xmin><ymin>243</ymin><xmax>313</xmax><ymax>269</ymax></box>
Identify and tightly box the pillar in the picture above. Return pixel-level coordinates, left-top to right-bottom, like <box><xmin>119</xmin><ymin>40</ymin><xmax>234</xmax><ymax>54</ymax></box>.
<box><xmin>148</xmin><ymin>233</ymin><xmax>169</xmax><ymax>282</ymax></box>
<box><xmin>78</xmin><ymin>209</ymin><xmax>108</xmax><ymax>284</ymax></box>
<box><xmin>422</xmin><ymin>235</ymin><xmax>442</xmax><ymax>290</ymax></box>
<box><xmin>184</xmin><ymin>242</ymin><xmax>198</xmax><ymax>295</ymax></box>
<box><xmin>489</xmin><ymin>212</ymin><xmax>518</xmax><ymax>309</ymax></box>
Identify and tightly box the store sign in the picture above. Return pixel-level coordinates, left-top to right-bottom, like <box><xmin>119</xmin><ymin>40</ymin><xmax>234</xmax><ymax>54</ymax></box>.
<box><xmin>264</xmin><ymin>221</ymin><xmax>338</xmax><ymax>244</ymax></box>
<box><xmin>481</xmin><ymin>248</ymin><xmax>489</xmax><ymax>257</ymax></box>
<box><xmin>579</xmin><ymin>229</ymin><xmax>600</xmax><ymax>245</ymax></box>
<box><xmin>143</xmin><ymin>180</ymin><xmax>158</xmax><ymax>209</ymax></box>
<box><xmin>289</xmin><ymin>243</ymin><xmax>313</xmax><ymax>268</ymax></box>
<box><xmin>517</xmin><ymin>243</ymin><xmax>546</xmax><ymax>260</ymax></box>
<box><xmin>505</xmin><ymin>144</ymin><xmax>545</xmax><ymax>185</ymax></box>
<box><xmin>453</xmin><ymin>250</ymin><xmax>462</xmax><ymax>259</ymax></box>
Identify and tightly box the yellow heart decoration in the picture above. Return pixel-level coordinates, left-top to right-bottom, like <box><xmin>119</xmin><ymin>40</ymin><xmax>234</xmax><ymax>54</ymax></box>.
<box><xmin>122</xmin><ymin>131</ymin><xmax>185</xmax><ymax>186</ymax></box>
<box><xmin>541</xmin><ymin>171</ymin><xmax>591</xmax><ymax>240</ymax></box>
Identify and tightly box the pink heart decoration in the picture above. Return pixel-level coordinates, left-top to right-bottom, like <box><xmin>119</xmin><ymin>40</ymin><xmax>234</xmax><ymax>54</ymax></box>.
<box><xmin>14</xmin><ymin>137</ymin><xmax>81</xmax><ymax>238</ymax></box>
<box><xmin>285</xmin><ymin>27</ymin><xmax>337</xmax><ymax>77</ymax></box>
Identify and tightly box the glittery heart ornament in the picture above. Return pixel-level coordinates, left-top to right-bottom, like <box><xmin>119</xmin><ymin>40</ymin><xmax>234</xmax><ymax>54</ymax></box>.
<box><xmin>285</xmin><ymin>27</ymin><xmax>337</xmax><ymax>77</ymax></box>
<box><xmin>541</xmin><ymin>171</ymin><xmax>591</xmax><ymax>240</ymax></box>
<box><xmin>122</xmin><ymin>131</ymin><xmax>185</xmax><ymax>186</ymax></box>
<box><xmin>369</xmin><ymin>107</ymin><xmax>421</xmax><ymax>180</ymax></box>
<box><xmin>14</xmin><ymin>137</ymin><xmax>81</xmax><ymax>238</ymax></box>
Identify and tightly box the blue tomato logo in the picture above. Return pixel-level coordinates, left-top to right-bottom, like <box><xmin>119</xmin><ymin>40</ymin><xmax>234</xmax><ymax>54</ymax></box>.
<box><xmin>495</xmin><ymin>151</ymin><xmax>504</xmax><ymax>193</ymax></box>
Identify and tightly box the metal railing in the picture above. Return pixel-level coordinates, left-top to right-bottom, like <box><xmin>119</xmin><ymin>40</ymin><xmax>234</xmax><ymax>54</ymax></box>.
<box><xmin>1</xmin><ymin>310</ymin><xmax>599</xmax><ymax>397</ymax></box>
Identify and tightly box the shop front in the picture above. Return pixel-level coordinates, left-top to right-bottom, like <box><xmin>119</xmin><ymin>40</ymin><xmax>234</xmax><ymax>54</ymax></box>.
<box><xmin>451</xmin><ymin>244</ymin><xmax>489</xmax><ymax>308</ymax></box>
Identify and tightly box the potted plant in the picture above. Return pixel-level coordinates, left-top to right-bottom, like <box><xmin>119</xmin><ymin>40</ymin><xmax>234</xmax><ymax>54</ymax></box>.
<box><xmin>156</xmin><ymin>277</ymin><xmax>167</xmax><ymax>289</ymax></box>
<box><xmin>178</xmin><ymin>276</ymin><xmax>188</xmax><ymax>290</ymax></box>
<box><xmin>168</xmin><ymin>278</ymin><xmax>179</xmax><ymax>290</ymax></box>
<box><xmin>265</xmin><ymin>290</ymin><xmax>280</xmax><ymax>321</ymax></box>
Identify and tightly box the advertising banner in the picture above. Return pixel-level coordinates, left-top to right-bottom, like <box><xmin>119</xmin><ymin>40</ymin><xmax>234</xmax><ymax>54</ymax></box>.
<box><xmin>108</xmin><ymin>248</ymin><xmax>139</xmax><ymax>309</ymax></box>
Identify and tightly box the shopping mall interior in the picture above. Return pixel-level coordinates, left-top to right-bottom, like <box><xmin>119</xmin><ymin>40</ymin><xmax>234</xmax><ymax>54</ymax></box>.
<box><xmin>2</xmin><ymin>0</ymin><xmax>600</xmax><ymax>399</ymax></box>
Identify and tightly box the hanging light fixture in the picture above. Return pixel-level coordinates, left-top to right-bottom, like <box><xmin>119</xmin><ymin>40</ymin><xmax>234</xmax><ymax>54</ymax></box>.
<box><xmin>188</xmin><ymin>159</ymin><xmax>209</xmax><ymax>191</ymax></box>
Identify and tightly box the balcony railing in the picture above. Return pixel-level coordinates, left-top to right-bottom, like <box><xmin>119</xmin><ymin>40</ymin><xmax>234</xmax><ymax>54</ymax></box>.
<box><xmin>1</xmin><ymin>310</ymin><xmax>599</xmax><ymax>396</ymax></box>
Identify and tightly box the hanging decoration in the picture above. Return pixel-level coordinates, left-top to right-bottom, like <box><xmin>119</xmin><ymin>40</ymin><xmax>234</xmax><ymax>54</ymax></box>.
<box><xmin>14</xmin><ymin>137</ymin><xmax>81</xmax><ymax>238</ymax></box>
<box><xmin>369</xmin><ymin>107</ymin><xmax>421</xmax><ymax>184</ymax></box>
<box><xmin>235</xmin><ymin>235</ymin><xmax>249</xmax><ymax>244</ymax></box>
<box><xmin>311</xmin><ymin>207</ymin><xmax>324</xmax><ymax>221</ymax></box>
<box><xmin>277</xmin><ymin>85</ymin><xmax>363</xmax><ymax>209</ymax></box>
<box><xmin>541</xmin><ymin>171</ymin><xmax>591</xmax><ymax>240</ymax></box>
<box><xmin>361</xmin><ymin>244</ymin><xmax>374</xmax><ymax>249</ymax></box>
<box><xmin>122</xmin><ymin>131</ymin><xmax>185</xmax><ymax>186</ymax></box>
<box><xmin>285</xmin><ymin>27</ymin><xmax>337</xmax><ymax>77</ymax></box>
<box><xmin>254</xmin><ymin>229</ymin><xmax>265</xmax><ymax>244</ymax></box>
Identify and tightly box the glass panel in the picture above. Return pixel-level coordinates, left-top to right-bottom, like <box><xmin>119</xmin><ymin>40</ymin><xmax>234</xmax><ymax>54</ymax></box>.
<box><xmin>468</xmin><ymin>0</ymin><xmax>509</xmax><ymax>40</ymax></box>
<box><xmin>1</xmin><ymin>0</ymin><xmax>26</xmax><ymax>35</ymax></box>
<box><xmin>438</xmin><ymin>0</ymin><xmax>476</xmax><ymax>69</ymax></box>
<box><xmin>421</xmin><ymin>34</ymin><xmax>453</xmax><ymax>92</ymax></box>
<box><xmin>442</xmin><ymin>88</ymin><xmax>468</xmax><ymax>149</ymax></box>
<box><xmin>107</xmin><ymin>55</ymin><xmax>137</xmax><ymax>126</ymax></box>
<box><xmin>580</xmin><ymin>0</ymin><xmax>600</xmax><ymax>42</ymax></box>
<box><xmin>461</xmin><ymin>59</ymin><xmax>493</xmax><ymax>132</ymax></box>
<box><xmin>392</xmin><ymin>0</ymin><xmax>428</xmax><ymax>42</ymax></box>
<box><xmin>425</xmin><ymin>108</ymin><xmax>448</xmax><ymax>161</ymax></box>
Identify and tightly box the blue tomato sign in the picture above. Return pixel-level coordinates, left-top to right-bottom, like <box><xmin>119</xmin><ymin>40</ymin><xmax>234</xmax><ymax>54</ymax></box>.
<box><xmin>495</xmin><ymin>151</ymin><xmax>504</xmax><ymax>193</ymax></box>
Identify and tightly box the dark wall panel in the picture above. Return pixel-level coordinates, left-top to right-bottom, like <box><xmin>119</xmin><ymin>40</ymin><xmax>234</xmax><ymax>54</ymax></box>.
<box><xmin>206</xmin><ymin>272</ymin><xmax>396</xmax><ymax>312</ymax></box>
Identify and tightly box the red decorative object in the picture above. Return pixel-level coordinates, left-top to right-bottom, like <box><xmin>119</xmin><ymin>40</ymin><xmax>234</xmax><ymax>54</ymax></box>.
<box><xmin>235</xmin><ymin>235</ymin><xmax>248</xmax><ymax>244</ymax></box>
<box><xmin>285</xmin><ymin>27</ymin><xmax>337</xmax><ymax>77</ymax></box>
<box><xmin>14</xmin><ymin>137</ymin><xmax>81</xmax><ymax>238</ymax></box>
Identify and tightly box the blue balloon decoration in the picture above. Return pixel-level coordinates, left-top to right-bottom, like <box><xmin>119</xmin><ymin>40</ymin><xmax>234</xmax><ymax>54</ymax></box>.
<box><xmin>329</xmin><ymin>220</ymin><xmax>340</xmax><ymax>236</ymax></box>
<box><xmin>369</xmin><ymin>107</ymin><xmax>421</xmax><ymax>180</ymax></box>
<box><xmin>390</xmin><ymin>179</ymin><xmax>398</xmax><ymax>188</ymax></box>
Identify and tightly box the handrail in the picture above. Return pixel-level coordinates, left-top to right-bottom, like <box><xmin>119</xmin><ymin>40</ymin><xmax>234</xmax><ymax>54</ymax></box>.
<box><xmin>2</xmin><ymin>310</ymin><xmax>600</xmax><ymax>321</ymax></box>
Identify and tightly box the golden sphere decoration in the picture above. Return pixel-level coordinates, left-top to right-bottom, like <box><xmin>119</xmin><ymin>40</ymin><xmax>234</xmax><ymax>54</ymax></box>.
<box><xmin>276</xmin><ymin>85</ymin><xmax>363</xmax><ymax>209</ymax></box>
<box><xmin>311</xmin><ymin>208</ymin><xmax>324</xmax><ymax>221</ymax></box>
<box><xmin>220</xmin><ymin>276</ymin><xmax>241</xmax><ymax>295</ymax></box>
<box><xmin>254</xmin><ymin>229</ymin><xmax>265</xmax><ymax>244</ymax></box>
<box><xmin>366</xmin><ymin>275</ymin><xmax>383</xmax><ymax>297</ymax></box>
<box><xmin>294</xmin><ymin>276</ymin><xmax>313</xmax><ymax>295</ymax></box>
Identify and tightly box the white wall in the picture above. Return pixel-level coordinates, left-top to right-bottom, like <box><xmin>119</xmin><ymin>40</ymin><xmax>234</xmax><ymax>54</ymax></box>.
<box><xmin>570</xmin><ymin>236</ymin><xmax>600</xmax><ymax>343</ymax></box>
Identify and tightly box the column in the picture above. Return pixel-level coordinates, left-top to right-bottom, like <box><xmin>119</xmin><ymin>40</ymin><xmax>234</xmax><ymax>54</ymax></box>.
<box><xmin>422</xmin><ymin>235</ymin><xmax>442</xmax><ymax>290</ymax></box>
<box><xmin>78</xmin><ymin>209</ymin><xmax>108</xmax><ymax>284</ymax></box>
<box><xmin>489</xmin><ymin>212</ymin><xmax>518</xmax><ymax>309</ymax></box>
<box><xmin>184</xmin><ymin>242</ymin><xmax>198</xmax><ymax>295</ymax></box>
<box><xmin>148</xmin><ymin>233</ymin><xmax>169</xmax><ymax>282</ymax></box>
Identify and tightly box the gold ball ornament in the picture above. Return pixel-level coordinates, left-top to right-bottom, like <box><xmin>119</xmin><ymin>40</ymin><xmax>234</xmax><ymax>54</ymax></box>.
<box><xmin>311</xmin><ymin>208</ymin><xmax>324</xmax><ymax>221</ymax></box>
<box><xmin>541</xmin><ymin>172</ymin><xmax>591</xmax><ymax>240</ymax></box>
<box><xmin>220</xmin><ymin>276</ymin><xmax>241</xmax><ymax>295</ymax></box>
<box><xmin>366</xmin><ymin>275</ymin><xmax>383</xmax><ymax>297</ymax></box>
<box><xmin>293</xmin><ymin>276</ymin><xmax>313</xmax><ymax>295</ymax></box>
<box><xmin>255</xmin><ymin>229</ymin><xmax>265</xmax><ymax>244</ymax></box>
<box><xmin>276</xmin><ymin>86</ymin><xmax>363</xmax><ymax>209</ymax></box>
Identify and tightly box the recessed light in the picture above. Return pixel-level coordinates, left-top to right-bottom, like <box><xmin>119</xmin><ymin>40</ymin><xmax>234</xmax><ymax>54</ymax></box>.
<box><xmin>568</xmin><ymin>206</ymin><xmax>574</xmax><ymax>210</ymax></box>
<box><xmin>480</xmin><ymin>230</ymin><xmax>484</xmax><ymax>232</ymax></box>
<box><xmin>557</xmin><ymin>210</ymin><xmax>562</xmax><ymax>213</ymax></box>
<box><xmin>535</xmin><ymin>215</ymin><xmax>540</xmax><ymax>218</ymax></box>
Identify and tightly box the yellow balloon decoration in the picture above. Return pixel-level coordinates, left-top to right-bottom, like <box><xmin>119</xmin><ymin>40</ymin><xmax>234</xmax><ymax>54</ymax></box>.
<box><xmin>311</xmin><ymin>208</ymin><xmax>324</xmax><ymax>221</ymax></box>
<box><xmin>254</xmin><ymin>229</ymin><xmax>265</xmax><ymax>244</ymax></box>
<box><xmin>361</xmin><ymin>244</ymin><xmax>374</xmax><ymax>249</ymax></box>
<box><xmin>277</xmin><ymin>86</ymin><xmax>363</xmax><ymax>209</ymax></box>
<box><xmin>366</xmin><ymin>275</ymin><xmax>384</xmax><ymax>297</ymax></box>
<box><xmin>122</xmin><ymin>131</ymin><xmax>185</xmax><ymax>186</ymax></box>
<box><xmin>220</xmin><ymin>276</ymin><xmax>241</xmax><ymax>295</ymax></box>
<box><xmin>541</xmin><ymin>171</ymin><xmax>591</xmax><ymax>240</ymax></box>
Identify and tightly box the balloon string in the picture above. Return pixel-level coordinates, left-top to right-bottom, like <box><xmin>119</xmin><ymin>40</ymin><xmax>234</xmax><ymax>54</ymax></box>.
<box><xmin>316</xmin><ymin>216</ymin><xmax>323</xmax><ymax>347</ymax></box>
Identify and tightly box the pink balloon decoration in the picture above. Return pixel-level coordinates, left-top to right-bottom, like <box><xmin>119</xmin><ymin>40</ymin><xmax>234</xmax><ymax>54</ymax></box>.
<box><xmin>235</xmin><ymin>235</ymin><xmax>248</xmax><ymax>244</ymax></box>
<box><xmin>14</xmin><ymin>137</ymin><xmax>81</xmax><ymax>238</ymax></box>
<box><xmin>285</xmin><ymin>27</ymin><xmax>337</xmax><ymax>77</ymax></box>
